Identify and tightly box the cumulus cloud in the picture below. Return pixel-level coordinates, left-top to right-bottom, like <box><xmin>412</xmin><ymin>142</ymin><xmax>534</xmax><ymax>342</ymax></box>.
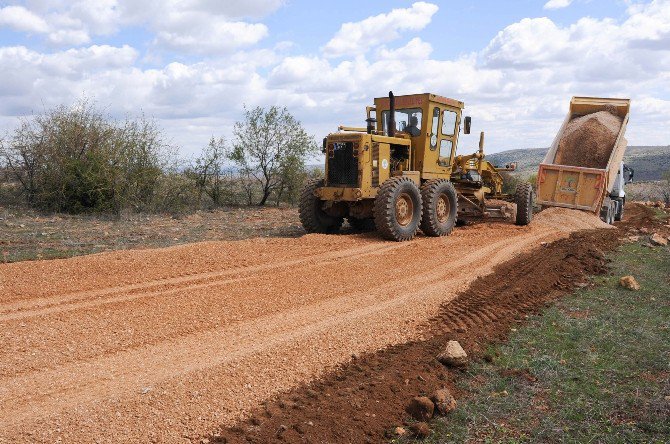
<box><xmin>2</xmin><ymin>0</ymin><xmax>277</xmax><ymax>53</ymax></box>
<box><xmin>322</xmin><ymin>2</ymin><xmax>438</xmax><ymax>57</ymax></box>
<box><xmin>544</xmin><ymin>0</ymin><xmax>573</xmax><ymax>10</ymax></box>
<box><xmin>0</xmin><ymin>1</ymin><xmax>669</xmax><ymax>153</ymax></box>
<box><xmin>0</xmin><ymin>5</ymin><xmax>49</xmax><ymax>33</ymax></box>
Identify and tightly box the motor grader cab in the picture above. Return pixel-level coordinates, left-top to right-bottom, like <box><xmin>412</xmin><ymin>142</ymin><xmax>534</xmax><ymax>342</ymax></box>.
<box><xmin>299</xmin><ymin>92</ymin><xmax>534</xmax><ymax>241</ymax></box>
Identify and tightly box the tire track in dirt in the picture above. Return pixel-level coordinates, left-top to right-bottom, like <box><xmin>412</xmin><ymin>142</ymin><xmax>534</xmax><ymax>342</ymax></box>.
<box><xmin>0</xmin><ymin>242</ymin><xmax>407</xmax><ymax>321</ymax></box>
<box><xmin>0</xmin><ymin>231</ymin><xmax>550</xmax><ymax>432</ymax></box>
<box><xmin>0</xmin><ymin>208</ymin><xmax>614</xmax><ymax>443</ymax></box>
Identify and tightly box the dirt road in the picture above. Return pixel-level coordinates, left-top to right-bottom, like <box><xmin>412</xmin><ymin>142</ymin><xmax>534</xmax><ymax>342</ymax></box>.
<box><xmin>0</xmin><ymin>209</ymin><xmax>609</xmax><ymax>443</ymax></box>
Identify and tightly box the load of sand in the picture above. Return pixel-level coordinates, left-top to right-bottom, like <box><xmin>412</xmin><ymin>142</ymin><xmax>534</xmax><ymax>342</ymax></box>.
<box><xmin>554</xmin><ymin>109</ymin><xmax>622</xmax><ymax>169</ymax></box>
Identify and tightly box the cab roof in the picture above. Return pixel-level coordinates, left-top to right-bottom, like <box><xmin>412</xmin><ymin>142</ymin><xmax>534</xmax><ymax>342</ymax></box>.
<box><xmin>374</xmin><ymin>93</ymin><xmax>464</xmax><ymax>110</ymax></box>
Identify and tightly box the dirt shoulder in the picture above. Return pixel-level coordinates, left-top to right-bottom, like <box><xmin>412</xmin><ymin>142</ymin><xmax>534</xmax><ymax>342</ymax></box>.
<box><xmin>0</xmin><ymin>206</ymin><xmax>303</xmax><ymax>263</ymax></box>
<box><xmin>210</xmin><ymin>204</ymin><xmax>669</xmax><ymax>443</ymax></box>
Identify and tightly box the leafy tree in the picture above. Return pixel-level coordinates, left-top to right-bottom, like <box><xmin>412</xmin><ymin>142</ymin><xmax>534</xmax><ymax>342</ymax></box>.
<box><xmin>230</xmin><ymin>106</ymin><xmax>317</xmax><ymax>206</ymax></box>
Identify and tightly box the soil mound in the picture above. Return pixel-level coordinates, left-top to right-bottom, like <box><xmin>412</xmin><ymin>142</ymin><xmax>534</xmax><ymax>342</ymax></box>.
<box><xmin>554</xmin><ymin>110</ymin><xmax>622</xmax><ymax>169</ymax></box>
<box><xmin>534</xmin><ymin>207</ymin><xmax>614</xmax><ymax>231</ymax></box>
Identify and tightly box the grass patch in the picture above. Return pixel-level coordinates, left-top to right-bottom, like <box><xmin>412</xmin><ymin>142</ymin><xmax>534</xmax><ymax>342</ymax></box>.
<box><xmin>422</xmin><ymin>242</ymin><xmax>670</xmax><ymax>443</ymax></box>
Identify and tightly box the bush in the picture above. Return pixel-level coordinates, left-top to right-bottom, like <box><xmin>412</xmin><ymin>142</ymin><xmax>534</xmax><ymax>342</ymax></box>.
<box><xmin>500</xmin><ymin>171</ymin><xmax>520</xmax><ymax>195</ymax></box>
<box><xmin>0</xmin><ymin>100</ymin><xmax>172</xmax><ymax>214</ymax></box>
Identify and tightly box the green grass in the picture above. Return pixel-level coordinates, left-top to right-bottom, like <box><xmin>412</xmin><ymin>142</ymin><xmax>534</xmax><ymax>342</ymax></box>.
<box><xmin>418</xmin><ymin>242</ymin><xmax>670</xmax><ymax>443</ymax></box>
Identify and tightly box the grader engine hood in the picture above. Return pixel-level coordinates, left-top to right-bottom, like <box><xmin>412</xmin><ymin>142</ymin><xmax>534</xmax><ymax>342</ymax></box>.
<box><xmin>325</xmin><ymin>134</ymin><xmax>363</xmax><ymax>188</ymax></box>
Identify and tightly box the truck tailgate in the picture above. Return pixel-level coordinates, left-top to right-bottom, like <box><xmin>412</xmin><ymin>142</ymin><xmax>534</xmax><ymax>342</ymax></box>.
<box><xmin>537</xmin><ymin>164</ymin><xmax>607</xmax><ymax>212</ymax></box>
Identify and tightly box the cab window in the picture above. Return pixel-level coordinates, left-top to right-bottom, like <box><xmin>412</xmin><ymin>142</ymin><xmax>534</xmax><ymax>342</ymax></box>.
<box><xmin>381</xmin><ymin>108</ymin><xmax>422</xmax><ymax>135</ymax></box>
<box><xmin>440</xmin><ymin>139</ymin><xmax>453</xmax><ymax>158</ymax></box>
<box><xmin>442</xmin><ymin>110</ymin><xmax>457</xmax><ymax>136</ymax></box>
<box><xmin>430</xmin><ymin>107</ymin><xmax>440</xmax><ymax>149</ymax></box>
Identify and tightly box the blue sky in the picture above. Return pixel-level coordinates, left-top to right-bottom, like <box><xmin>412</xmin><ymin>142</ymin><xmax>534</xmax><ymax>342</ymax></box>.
<box><xmin>0</xmin><ymin>0</ymin><xmax>668</xmax><ymax>156</ymax></box>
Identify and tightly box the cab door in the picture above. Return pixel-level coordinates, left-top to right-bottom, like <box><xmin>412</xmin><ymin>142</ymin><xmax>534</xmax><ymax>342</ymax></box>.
<box><xmin>423</xmin><ymin>104</ymin><xmax>460</xmax><ymax>177</ymax></box>
<box><xmin>439</xmin><ymin>107</ymin><xmax>460</xmax><ymax>168</ymax></box>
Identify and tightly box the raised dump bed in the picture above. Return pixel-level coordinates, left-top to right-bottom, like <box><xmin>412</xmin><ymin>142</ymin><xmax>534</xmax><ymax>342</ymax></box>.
<box><xmin>537</xmin><ymin>96</ymin><xmax>631</xmax><ymax>224</ymax></box>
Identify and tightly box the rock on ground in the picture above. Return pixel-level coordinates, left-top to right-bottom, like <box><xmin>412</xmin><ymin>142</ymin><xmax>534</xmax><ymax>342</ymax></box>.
<box><xmin>619</xmin><ymin>275</ymin><xmax>641</xmax><ymax>291</ymax></box>
<box><xmin>437</xmin><ymin>340</ymin><xmax>468</xmax><ymax>367</ymax></box>
<box><xmin>410</xmin><ymin>422</ymin><xmax>431</xmax><ymax>439</ymax></box>
<box><xmin>406</xmin><ymin>396</ymin><xmax>434</xmax><ymax>422</ymax></box>
<box><xmin>431</xmin><ymin>388</ymin><xmax>457</xmax><ymax>415</ymax></box>
<box><xmin>650</xmin><ymin>233</ymin><xmax>668</xmax><ymax>246</ymax></box>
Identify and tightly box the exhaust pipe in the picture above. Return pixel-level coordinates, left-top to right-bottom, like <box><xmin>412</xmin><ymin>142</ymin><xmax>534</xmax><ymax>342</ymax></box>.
<box><xmin>388</xmin><ymin>91</ymin><xmax>396</xmax><ymax>137</ymax></box>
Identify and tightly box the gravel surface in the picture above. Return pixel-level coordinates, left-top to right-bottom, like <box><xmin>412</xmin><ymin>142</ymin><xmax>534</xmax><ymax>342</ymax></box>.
<box><xmin>0</xmin><ymin>207</ymin><xmax>611</xmax><ymax>443</ymax></box>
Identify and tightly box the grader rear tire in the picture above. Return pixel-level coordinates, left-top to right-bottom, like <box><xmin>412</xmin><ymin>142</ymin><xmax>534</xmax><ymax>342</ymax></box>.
<box><xmin>299</xmin><ymin>179</ymin><xmax>343</xmax><ymax>233</ymax></box>
<box><xmin>420</xmin><ymin>179</ymin><xmax>458</xmax><ymax>237</ymax></box>
<box><xmin>515</xmin><ymin>182</ymin><xmax>534</xmax><ymax>226</ymax></box>
<box><xmin>373</xmin><ymin>177</ymin><xmax>422</xmax><ymax>242</ymax></box>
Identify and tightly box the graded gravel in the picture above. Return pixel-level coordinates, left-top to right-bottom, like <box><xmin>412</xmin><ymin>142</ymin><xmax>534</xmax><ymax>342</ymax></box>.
<box><xmin>0</xmin><ymin>207</ymin><xmax>611</xmax><ymax>443</ymax></box>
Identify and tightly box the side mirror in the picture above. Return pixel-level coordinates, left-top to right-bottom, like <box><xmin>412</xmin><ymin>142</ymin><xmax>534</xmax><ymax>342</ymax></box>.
<box><xmin>322</xmin><ymin>137</ymin><xmax>327</xmax><ymax>154</ymax></box>
<box><xmin>464</xmin><ymin>116</ymin><xmax>471</xmax><ymax>135</ymax></box>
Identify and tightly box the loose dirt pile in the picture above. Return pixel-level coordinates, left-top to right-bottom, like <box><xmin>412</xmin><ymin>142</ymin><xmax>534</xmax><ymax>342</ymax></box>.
<box><xmin>0</xmin><ymin>206</ymin><xmax>624</xmax><ymax>443</ymax></box>
<box><xmin>533</xmin><ymin>206</ymin><xmax>614</xmax><ymax>230</ymax></box>
<box><xmin>554</xmin><ymin>110</ymin><xmax>622</xmax><ymax>168</ymax></box>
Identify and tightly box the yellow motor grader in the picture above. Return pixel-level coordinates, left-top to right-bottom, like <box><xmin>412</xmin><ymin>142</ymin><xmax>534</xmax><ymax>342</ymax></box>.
<box><xmin>299</xmin><ymin>92</ymin><xmax>534</xmax><ymax>241</ymax></box>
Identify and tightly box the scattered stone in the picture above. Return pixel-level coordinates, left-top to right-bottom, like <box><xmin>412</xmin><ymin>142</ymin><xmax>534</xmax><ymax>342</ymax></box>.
<box><xmin>430</xmin><ymin>388</ymin><xmax>457</xmax><ymax>415</ymax></box>
<box><xmin>640</xmin><ymin>227</ymin><xmax>650</xmax><ymax>234</ymax></box>
<box><xmin>406</xmin><ymin>396</ymin><xmax>434</xmax><ymax>422</ymax></box>
<box><xmin>437</xmin><ymin>340</ymin><xmax>468</xmax><ymax>367</ymax></box>
<box><xmin>409</xmin><ymin>422</ymin><xmax>431</xmax><ymax>439</ymax></box>
<box><xmin>619</xmin><ymin>275</ymin><xmax>640</xmax><ymax>291</ymax></box>
<box><xmin>394</xmin><ymin>426</ymin><xmax>406</xmax><ymax>436</ymax></box>
<box><xmin>626</xmin><ymin>235</ymin><xmax>640</xmax><ymax>242</ymax></box>
<box><xmin>650</xmin><ymin>233</ymin><xmax>668</xmax><ymax>246</ymax></box>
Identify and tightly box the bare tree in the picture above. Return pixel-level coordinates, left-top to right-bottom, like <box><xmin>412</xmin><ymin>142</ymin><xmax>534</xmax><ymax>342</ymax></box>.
<box><xmin>230</xmin><ymin>106</ymin><xmax>317</xmax><ymax>206</ymax></box>
<box><xmin>192</xmin><ymin>137</ymin><xmax>229</xmax><ymax>206</ymax></box>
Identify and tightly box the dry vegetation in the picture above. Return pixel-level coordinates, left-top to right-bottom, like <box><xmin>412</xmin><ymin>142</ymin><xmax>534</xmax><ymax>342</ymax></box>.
<box><xmin>0</xmin><ymin>100</ymin><xmax>320</xmax><ymax>216</ymax></box>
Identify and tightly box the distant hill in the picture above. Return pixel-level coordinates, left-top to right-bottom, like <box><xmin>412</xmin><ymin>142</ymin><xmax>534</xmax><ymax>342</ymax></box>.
<box><xmin>487</xmin><ymin>146</ymin><xmax>670</xmax><ymax>181</ymax></box>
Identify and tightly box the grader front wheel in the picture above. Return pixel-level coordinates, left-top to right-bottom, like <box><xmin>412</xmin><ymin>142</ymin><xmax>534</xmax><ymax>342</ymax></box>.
<box><xmin>373</xmin><ymin>177</ymin><xmax>423</xmax><ymax>241</ymax></box>
<box><xmin>299</xmin><ymin>179</ymin><xmax>343</xmax><ymax>233</ymax></box>
<box><xmin>420</xmin><ymin>179</ymin><xmax>458</xmax><ymax>237</ymax></box>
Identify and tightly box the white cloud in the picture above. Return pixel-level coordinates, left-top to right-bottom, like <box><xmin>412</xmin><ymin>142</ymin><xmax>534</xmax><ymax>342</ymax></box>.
<box><xmin>322</xmin><ymin>2</ymin><xmax>438</xmax><ymax>58</ymax></box>
<box><xmin>544</xmin><ymin>0</ymin><xmax>573</xmax><ymax>10</ymax></box>
<box><xmin>378</xmin><ymin>37</ymin><xmax>433</xmax><ymax>60</ymax></box>
<box><xmin>0</xmin><ymin>5</ymin><xmax>49</xmax><ymax>33</ymax></box>
<box><xmin>152</xmin><ymin>13</ymin><xmax>269</xmax><ymax>54</ymax></box>
<box><xmin>2</xmin><ymin>1</ymin><xmax>277</xmax><ymax>53</ymax></box>
<box><xmin>0</xmin><ymin>1</ymin><xmax>669</xmax><ymax>154</ymax></box>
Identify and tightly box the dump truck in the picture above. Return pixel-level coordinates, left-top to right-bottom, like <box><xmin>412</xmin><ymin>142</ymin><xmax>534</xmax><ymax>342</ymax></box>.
<box><xmin>299</xmin><ymin>92</ymin><xmax>534</xmax><ymax>241</ymax></box>
<box><xmin>536</xmin><ymin>96</ymin><xmax>633</xmax><ymax>224</ymax></box>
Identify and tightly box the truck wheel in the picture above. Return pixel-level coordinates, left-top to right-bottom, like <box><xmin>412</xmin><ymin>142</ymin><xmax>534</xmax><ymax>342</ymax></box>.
<box><xmin>374</xmin><ymin>177</ymin><xmax>422</xmax><ymax>241</ymax></box>
<box><xmin>515</xmin><ymin>182</ymin><xmax>534</xmax><ymax>226</ymax></box>
<box><xmin>614</xmin><ymin>198</ymin><xmax>624</xmax><ymax>221</ymax></box>
<box><xmin>347</xmin><ymin>217</ymin><xmax>375</xmax><ymax>232</ymax></box>
<box><xmin>420</xmin><ymin>179</ymin><xmax>458</xmax><ymax>237</ymax></box>
<box><xmin>299</xmin><ymin>179</ymin><xmax>343</xmax><ymax>233</ymax></box>
<box><xmin>600</xmin><ymin>199</ymin><xmax>615</xmax><ymax>224</ymax></box>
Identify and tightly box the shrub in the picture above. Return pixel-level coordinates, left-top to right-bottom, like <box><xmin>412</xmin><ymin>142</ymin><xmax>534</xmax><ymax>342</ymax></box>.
<box><xmin>0</xmin><ymin>100</ymin><xmax>172</xmax><ymax>214</ymax></box>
